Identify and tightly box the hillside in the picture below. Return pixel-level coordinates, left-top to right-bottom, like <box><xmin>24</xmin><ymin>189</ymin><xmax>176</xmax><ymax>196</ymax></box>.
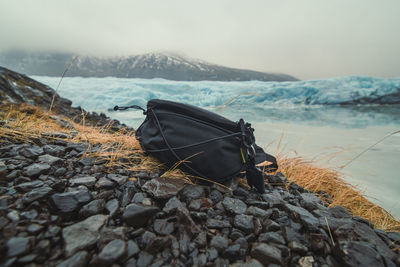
<box><xmin>0</xmin><ymin>50</ymin><xmax>298</xmax><ymax>82</ymax></box>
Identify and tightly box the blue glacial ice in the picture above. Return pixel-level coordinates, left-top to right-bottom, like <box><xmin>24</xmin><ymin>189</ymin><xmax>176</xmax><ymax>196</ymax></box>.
<box><xmin>32</xmin><ymin>75</ymin><xmax>400</xmax><ymax>128</ymax></box>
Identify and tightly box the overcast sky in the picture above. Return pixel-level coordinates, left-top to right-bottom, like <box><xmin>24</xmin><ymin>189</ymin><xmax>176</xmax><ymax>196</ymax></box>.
<box><xmin>0</xmin><ymin>0</ymin><xmax>399</xmax><ymax>80</ymax></box>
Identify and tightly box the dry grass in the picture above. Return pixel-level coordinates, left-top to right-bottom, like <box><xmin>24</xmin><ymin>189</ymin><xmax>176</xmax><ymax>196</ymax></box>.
<box><xmin>277</xmin><ymin>155</ymin><xmax>400</xmax><ymax>231</ymax></box>
<box><xmin>1</xmin><ymin>103</ymin><xmax>399</xmax><ymax>231</ymax></box>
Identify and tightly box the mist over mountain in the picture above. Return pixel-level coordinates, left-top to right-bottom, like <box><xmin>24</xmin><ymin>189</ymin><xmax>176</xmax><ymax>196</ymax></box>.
<box><xmin>0</xmin><ymin>50</ymin><xmax>298</xmax><ymax>82</ymax></box>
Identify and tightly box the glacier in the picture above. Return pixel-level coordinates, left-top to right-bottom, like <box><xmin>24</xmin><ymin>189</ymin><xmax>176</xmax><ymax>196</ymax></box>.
<box><xmin>31</xmin><ymin>75</ymin><xmax>400</xmax><ymax>128</ymax></box>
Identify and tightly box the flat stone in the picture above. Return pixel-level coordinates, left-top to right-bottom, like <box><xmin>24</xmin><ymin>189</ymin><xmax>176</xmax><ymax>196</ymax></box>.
<box><xmin>7</xmin><ymin>237</ymin><xmax>32</xmax><ymax>257</ymax></box>
<box><xmin>258</xmin><ymin>232</ymin><xmax>285</xmax><ymax>245</ymax></box>
<box><xmin>284</xmin><ymin>203</ymin><xmax>320</xmax><ymax>231</ymax></box>
<box><xmin>334</xmin><ymin>241</ymin><xmax>386</xmax><ymax>267</ymax></box>
<box><xmin>50</xmin><ymin>190</ymin><xmax>92</xmax><ymax>218</ymax></box>
<box><xmin>38</xmin><ymin>154</ymin><xmax>63</xmax><ymax>165</ymax></box>
<box><xmin>250</xmin><ymin>243</ymin><xmax>282</xmax><ymax>265</ymax></box>
<box><xmin>23</xmin><ymin>163</ymin><xmax>51</xmax><ymax>177</ymax></box>
<box><xmin>222</xmin><ymin>197</ymin><xmax>247</xmax><ymax>214</ymax></box>
<box><xmin>107</xmin><ymin>174</ymin><xmax>128</xmax><ymax>185</ymax></box>
<box><xmin>300</xmin><ymin>193</ymin><xmax>324</xmax><ymax>211</ymax></box>
<box><xmin>95</xmin><ymin>177</ymin><xmax>115</xmax><ymax>189</ymax></box>
<box><xmin>261</xmin><ymin>191</ymin><xmax>284</xmax><ymax>207</ymax></box>
<box><xmin>146</xmin><ymin>236</ymin><xmax>172</xmax><ymax>253</ymax></box>
<box><xmin>154</xmin><ymin>218</ymin><xmax>175</xmax><ymax>235</ymax></box>
<box><xmin>137</xmin><ymin>251</ymin><xmax>154</xmax><ymax>267</ymax></box>
<box><xmin>69</xmin><ymin>176</ymin><xmax>97</xmax><ymax>187</ymax></box>
<box><xmin>78</xmin><ymin>157</ymin><xmax>95</xmax><ymax>166</ymax></box>
<box><xmin>62</xmin><ymin>214</ymin><xmax>109</xmax><ymax>256</ymax></box>
<box><xmin>79</xmin><ymin>199</ymin><xmax>105</xmax><ymax>218</ymax></box>
<box><xmin>210</xmin><ymin>235</ymin><xmax>228</xmax><ymax>252</ymax></box>
<box><xmin>15</xmin><ymin>180</ymin><xmax>43</xmax><ymax>191</ymax></box>
<box><xmin>7</xmin><ymin>210</ymin><xmax>20</xmax><ymax>222</ymax></box>
<box><xmin>163</xmin><ymin>196</ymin><xmax>186</xmax><ymax>214</ymax></box>
<box><xmin>126</xmin><ymin>240</ymin><xmax>140</xmax><ymax>259</ymax></box>
<box><xmin>246</xmin><ymin>206</ymin><xmax>272</xmax><ymax>218</ymax></box>
<box><xmin>122</xmin><ymin>204</ymin><xmax>159</xmax><ymax>227</ymax></box>
<box><xmin>234</xmin><ymin>214</ymin><xmax>254</xmax><ymax>234</ymax></box>
<box><xmin>22</xmin><ymin>186</ymin><xmax>53</xmax><ymax>204</ymax></box>
<box><xmin>18</xmin><ymin>146</ymin><xmax>43</xmax><ymax>159</ymax></box>
<box><xmin>56</xmin><ymin>251</ymin><xmax>88</xmax><ymax>267</ymax></box>
<box><xmin>27</xmin><ymin>224</ymin><xmax>44</xmax><ymax>234</ymax></box>
<box><xmin>43</xmin><ymin>144</ymin><xmax>67</xmax><ymax>157</ymax></box>
<box><xmin>179</xmin><ymin>185</ymin><xmax>206</xmax><ymax>202</ymax></box>
<box><xmin>105</xmin><ymin>198</ymin><xmax>119</xmax><ymax>217</ymax></box>
<box><xmin>97</xmin><ymin>239</ymin><xmax>127</xmax><ymax>264</ymax></box>
<box><xmin>207</xmin><ymin>218</ymin><xmax>231</xmax><ymax>229</ymax></box>
<box><xmin>0</xmin><ymin>160</ymin><xmax>7</xmax><ymax>179</ymax></box>
<box><xmin>142</xmin><ymin>177</ymin><xmax>187</xmax><ymax>199</ymax></box>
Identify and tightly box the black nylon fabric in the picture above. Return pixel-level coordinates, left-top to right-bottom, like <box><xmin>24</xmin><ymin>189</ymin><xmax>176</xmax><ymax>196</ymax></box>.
<box><xmin>135</xmin><ymin>99</ymin><xmax>276</xmax><ymax>185</ymax></box>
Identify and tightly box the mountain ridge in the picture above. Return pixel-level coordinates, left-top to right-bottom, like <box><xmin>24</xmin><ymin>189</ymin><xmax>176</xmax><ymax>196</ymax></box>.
<box><xmin>0</xmin><ymin>50</ymin><xmax>298</xmax><ymax>82</ymax></box>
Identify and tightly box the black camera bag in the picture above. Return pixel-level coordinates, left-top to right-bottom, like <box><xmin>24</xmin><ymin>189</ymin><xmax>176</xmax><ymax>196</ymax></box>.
<box><xmin>114</xmin><ymin>99</ymin><xmax>278</xmax><ymax>193</ymax></box>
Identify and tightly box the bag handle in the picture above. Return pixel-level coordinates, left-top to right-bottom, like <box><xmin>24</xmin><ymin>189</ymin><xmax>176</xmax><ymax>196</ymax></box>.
<box><xmin>113</xmin><ymin>105</ymin><xmax>147</xmax><ymax>115</ymax></box>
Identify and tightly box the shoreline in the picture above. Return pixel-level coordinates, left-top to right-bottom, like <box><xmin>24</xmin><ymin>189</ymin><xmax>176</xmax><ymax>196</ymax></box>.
<box><xmin>1</xmin><ymin>66</ymin><xmax>399</xmax><ymax>266</ymax></box>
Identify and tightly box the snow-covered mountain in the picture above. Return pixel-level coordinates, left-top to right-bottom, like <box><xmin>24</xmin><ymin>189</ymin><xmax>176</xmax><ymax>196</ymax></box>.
<box><xmin>0</xmin><ymin>50</ymin><xmax>298</xmax><ymax>82</ymax></box>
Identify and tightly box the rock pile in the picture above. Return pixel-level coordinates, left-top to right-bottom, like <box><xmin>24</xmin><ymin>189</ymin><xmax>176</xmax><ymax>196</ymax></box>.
<box><xmin>0</xmin><ymin>136</ymin><xmax>399</xmax><ymax>266</ymax></box>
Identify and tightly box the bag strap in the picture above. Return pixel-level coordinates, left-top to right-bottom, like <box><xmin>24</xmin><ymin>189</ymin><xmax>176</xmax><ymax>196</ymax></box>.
<box><xmin>238</xmin><ymin>119</ymin><xmax>278</xmax><ymax>193</ymax></box>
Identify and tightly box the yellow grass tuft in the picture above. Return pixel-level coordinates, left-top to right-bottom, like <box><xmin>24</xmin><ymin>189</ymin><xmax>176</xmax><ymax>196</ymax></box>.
<box><xmin>277</xmin><ymin>155</ymin><xmax>400</xmax><ymax>231</ymax></box>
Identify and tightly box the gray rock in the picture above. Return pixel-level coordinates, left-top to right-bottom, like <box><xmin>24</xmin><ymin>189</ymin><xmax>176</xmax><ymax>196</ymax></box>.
<box><xmin>7</xmin><ymin>237</ymin><xmax>32</xmax><ymax>257</ymax></box>
<box><xmin>207</xmin><ymin>218</ymin><xmax>231</xmax><ymax>229</ymax></box>
<box><xmin>210</xmin><ymin>235</ymin><xmax>228</xmax><ymax>252</ymax></box>
<box><xmin>154</xmin><ymin>218</ymin><xmax>175</xmax><ymax>235</ymax></box>
<box><xmin>142</xmin><ymin>177</ymin><xmax>187</xmax><ymax>199</ymax></box>
<box><xmin>288</xmin><ymin>241</ymin><xmax>308</xmax><ymax>254</ymax></box>
<box><xmin>15</xmin><ymin>180</ymin><xmax>44</xmax><ymax>192</ymax></box>
<box><xmin>334</xmin><ymin>241</ymin><xmax>385</xmax><ymax>267</ymax></box>
<box><xmin>146</xmin><ymin>236</ymin><xmax>172</xmax><ymax>253</ymax></box>
<box><xmin>126</xmin><ymin>240</ymin><xmax>140</xmax><ymax>259</ymax></box>
<box><xmin>137</xmin><ymin>251</ymin><xmax>154</xmax><ymax>267</ymax></box>
<box><xmin>107</xmin><ymin>173</ymin><xmax>128</xmax><ymax>185</ymax></box>
<box><xmin>79</xmin><ymin>199</ymin><xmax>105</xmax><ymax>218</ymax></box>
<box><xmin>246</xmin><ymin>206</ymin><xmax>272</xmax><ymax>218</ymax></box>
<box><xmin>122</xmin><ymin>204</ymin><xmax>159</xmax><ymax>227</ymax></box>
<box><xmin>7</xmin><ymin>210</ymin><xmax>19</xmax><ymax>222</ymax></box>
<box><xmin>54</xmin><ymin>167</ymin><xmax>67</xmax><ymax>177</ymax></box>
<box><xmin>23</xmin><ymin>163</ymin><xmax>51</xmax><ymax>177</ymax></box>
<box><xmin>163</xmin><ymin>196</ymin><xmax>186</xmax><ymax>214</ymax></box>
<box><xmin>27</xmin><ymin>223</ymin><xmax>44</xmax><ymax>234</ymax></box>
<box><xmin>179</xmin><ymin>185</ymin><xmax>205</xmax><ymax>201</ymax></box>
<box><xmin>105</xmin><ymin>198</ymin><xmax>119</xmax><ymax>218</ymax></box>
<box><xmin>261</xmin><ymin>191</ymin><xmax>283</xmax><ymax>207</ymax></box>
<box><xmin>43</xmin><ymin>145</ymin><xmax>66</xmax><ymax>157</ymax></box>
<box><xmin>95</xmin><ymin>177</ymin><xmax>115</xmax><ymax>189</ymax></box>
<box><xmin>78</xmin><ymin>157</ymin><xmax>95</xmax><ymax>166</ymax></box>
<box><xmin>38</xmin><ymin>154</ymin><xmax>63</xmax><ymax>165</ymax></box>
<box><xmin>300</xmin><ymin>193</ymin><xmax>324</xmax><ymax>211</ymax></box>
<box><xmin>50</xmin><ymin>190</ymin><xmax>92</xmax><ymax>217</ymax></box>
<box><xmin>230</xmin><ymin>259</ymin><xmax>264</xmax><ymax>267</ymax></box>
<box><xmin>62</xmin><ymin>214</ymin><xmax>109</xmax><ymax>256</ymax></box>
<box><xmin>56</xmin><ymin>251</ymin><xmax>88</xmax><ymax>267</ymax></box>
<box><xmin>284</xmin><ymin>203</ymin><xmax>320</xmax><ymax>231</ymax></box>
<box><xmin>234</xmin><ymin>214</ymin><xmax>254</xmax><ymax>234</ymax></box>
<box><xmin>209</xmin><ymin>189</ymin><xmax>223</xmax><ymax>203</ymax></box>
<box><xmin>22</xmin><ymin>186</ymin><xmax>53</xmax><ymax>204</ymax></box>
<box><xmin>258</xmin><ymin>232</ymin><xmax>285</xmax><ymax>245</ymax></box>
<box><xmin>0</xmin><ymin>160</ymin><xmax>7</xmax><ymax>179</ymax></box>
<box><xmin>222</xmin><ymin>197</ymin><xmax>247</xmax><ymax>214</ymax></box>
<box><xmin>250</xmin><ymin>243</ymin><xmax>282</xmax><ymax>265</ymax></box>
<box><xmin>98</xmin><ymin>239</ymin><xmax>127</xmax><ymax>264</ymax></box>
<box><xmin>223</xmin><ymin>244</ymin><xmax>245</xmax><ymax>261</ymax></box>
<box><xmin>19</xmin><ymin>146</ymin><xmax>43</xmax><ymax>159</ymax></box>
<box><xmin>132</xmin><ymin>192</ymin><xmax>146</xmax><ymax>203</ymax></box>
<box><xmin>69</xmin><ymin>176</ymin><xmax>96</xmax><ymax>187</ymax></box>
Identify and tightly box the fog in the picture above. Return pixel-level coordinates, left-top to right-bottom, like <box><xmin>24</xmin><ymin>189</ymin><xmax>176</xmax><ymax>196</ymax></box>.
<box><xmin>0</xmin><ymin>0</ymin><xmax>399</xmax><ymax>80</ymax></box>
